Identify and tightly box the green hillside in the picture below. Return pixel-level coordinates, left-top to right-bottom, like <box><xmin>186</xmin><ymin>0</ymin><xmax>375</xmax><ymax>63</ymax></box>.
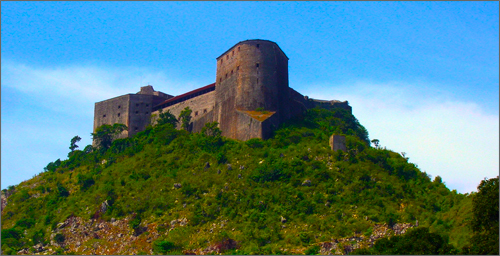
<box><xmin>1</xmin><ymin>108</ymin><xmax>497</xmax><ymax>255</ymax></box>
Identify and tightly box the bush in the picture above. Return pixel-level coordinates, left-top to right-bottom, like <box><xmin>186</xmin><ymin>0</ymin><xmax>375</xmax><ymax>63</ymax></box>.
<box><xmin>305</xmin><ymin>245</ymin><xmax>320</xmax><ymax>255</ymax></box>
<box><xmin>153</xmin><ymin>240</ymin><xmax>176</xmax><ymax>254</ymax></box>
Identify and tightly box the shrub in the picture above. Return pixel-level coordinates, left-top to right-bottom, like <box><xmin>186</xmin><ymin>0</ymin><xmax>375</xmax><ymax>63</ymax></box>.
<box><xmin>153</xmin><ymin>240</ymin><xmax>176</xmax><ymax>254</ymax></box>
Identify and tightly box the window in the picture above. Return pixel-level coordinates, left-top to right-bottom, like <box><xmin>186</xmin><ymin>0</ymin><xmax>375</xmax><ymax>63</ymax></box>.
<box><xmin>118</xmin><ymin>105</ymin><xmax>121</xmax><ymax>109</ymax></box>
<box><xmin>146</xmin><ymin>104</ymin><xmax>149</xmax><ymax>107</ymax></box>
<box><xmin>195</xmin><ymin>111</ymin><xmax>198</xmax><ymax>116</ymax></box>
<box><xmin>225</xmin><ymin>73</ymin><xmax>228</xmax><ymax>78</ymax></box>
<box><xmin>135</xmin><ymin>111</ymin><xmax>139</xmax><ymax>114</ymax></box>
<box><xmin>226</xmin><ymin>55</ymin><xmax>229</xmax><ymax>60</ymax></box>
<box><xmin>232</xmin><ymin>50</ymin><xmax>234</xmax><ymax>56</ymax></box>
<box><xmin>135</xmin><ymin>127</ymin><xmax>138</xmax><ymax>131</ymax></box>
<box><xmin>256</xmin><ymin>63</ymin><xmax>259</xmax><ymax>67</ymax></box>
<box><xmin>221</xmin><ymin>59</ymin><xmax>223</xmax><ymax>64</ymax></box>
<box><xmin>238</xmin><ymin>46</ymin><xmax>240</xmax><ymax>51</ymax></box>
<box><xmin>256</xmin><ymin>44</ymin><xmax>259</xmax><ymax>48</ymax></box>
<box><xmin>231</xmin><ymin>70</ymin><xmax>233</xmax><ymax>75</ymax></box>
<box><xmin>219</xmin><ymin>78</ymin><xmax>222</xmax><ymax>82</ymax></box>
<box><xmin>103</xmin><ymin>114</ymin><xmax>106</xmax><ymax>118</ymax></box>
<box><xmin>117</xmin><ymin>113</ymin><xmax>120</xmax><ymax>117</ymax></box>
<box><xmin>237</xmin><ymin>66</ymin><xmax>239</xmax><ymax>70</ymax></box>
<box><xmin>204</xmin><ymin>109</ymin><xmax>207</xmax><ymax>113</ymax></box>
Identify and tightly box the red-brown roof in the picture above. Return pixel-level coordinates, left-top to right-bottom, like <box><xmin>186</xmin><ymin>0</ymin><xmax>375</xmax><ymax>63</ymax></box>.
<box><xmin>154</xmin><ymin>83</ymin><xmax>215</xmax><ymax>109</ymax></box>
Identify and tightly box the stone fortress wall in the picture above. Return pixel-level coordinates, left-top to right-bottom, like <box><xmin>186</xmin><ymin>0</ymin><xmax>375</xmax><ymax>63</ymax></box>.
<box><xmin>94</xmin><ymin>39</ymin><xmax>352</xmax><ymax>142</ymax></box>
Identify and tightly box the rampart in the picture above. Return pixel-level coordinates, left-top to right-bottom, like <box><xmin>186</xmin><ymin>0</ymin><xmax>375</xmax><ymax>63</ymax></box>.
<box><xmin>93</xmin><ymin>39</ymin><xmax>352</xmax><ymax>143</ymax></box>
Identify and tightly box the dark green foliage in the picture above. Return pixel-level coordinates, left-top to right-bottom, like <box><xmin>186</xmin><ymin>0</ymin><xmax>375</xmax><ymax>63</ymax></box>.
<box><xmin>69</xmin><ymin>135</ymin><xmax>81</xmax><ymax>152</ymax></box>
<box><xmin>179</xmin><ymin>107</ymin><xmax>192</xmax><ymax>131</ymax></box>
<box><xmin>305</xmin><ymin>245</ymin><xmax>320</xmax><ymax>255</ymax></box>
<box><xmin>91</xmin><ymin>123</ymin><xmax>128</xmax><ymax>150</ymax></box>
<box><xmin>353</xmin><ymin>227</ymin><xmax>457</xmax><ymax>254</ymax></box>
<box><xmin>57</xmin><ymin>182</ymin><xmax>69</xmax><ymax>197</ymax></box>
<box><xmin>156</xmin><ymin>109</ymin><xmax>178</xmax><ymax>128</ymax></box>
<box><xmin>153</xmin><ymin>240</ymin><xmax>176</xmax><ymax>254</ymax></box>
<box><xmin>463</xmin><ymin>177</ymin><xmax>499</xmax><ymax>255</ymax></box>
<box><xmin>54</xmin><ymin>233</ymin><xmax>65</xmax><ymax>243</ymax></box>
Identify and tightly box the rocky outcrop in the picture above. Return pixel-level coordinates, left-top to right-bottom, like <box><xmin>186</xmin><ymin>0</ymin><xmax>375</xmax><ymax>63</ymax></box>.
<box><xmin>318</xmin><ymin>222</ymin><xmax>418</xmax><ymax>255</ymax></box>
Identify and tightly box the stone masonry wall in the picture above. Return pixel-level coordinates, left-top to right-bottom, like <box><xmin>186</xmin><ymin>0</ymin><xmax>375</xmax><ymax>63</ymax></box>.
<box><xmin>94</xmin><ymin>95</ymin><xmax>131</xmax><ymax>139</ymax></box>
<box><xmin>151</xmin><ymin>91</ymin><xmax>216</xmax><ymax>129</ymax></box>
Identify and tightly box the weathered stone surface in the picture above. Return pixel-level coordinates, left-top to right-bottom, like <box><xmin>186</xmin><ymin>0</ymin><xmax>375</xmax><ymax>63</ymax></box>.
<box><xmin>173</xmin><ymin>183</ymin><xmax>182</xmax><ymax>189</ymax></box>
<box><xmin>330</xmin><ymin>134</ymin><xmax>347</xmax><ymax>152</ymax></box>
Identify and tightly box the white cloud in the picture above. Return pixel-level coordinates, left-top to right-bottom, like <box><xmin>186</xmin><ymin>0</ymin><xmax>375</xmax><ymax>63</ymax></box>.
<box><xmin>1</xmin><ymin>60</ymin><xmax>204</xmax><ymax>189</ymax></box>
<box><xmin>1</xmin><ymin>59</ymin><xmax>203</xmax><ymax>115</ymax></box>
<box><xmin>308</xmin><ymin>81</ymin><xmax>499</xmax><ymax>193</ymax></box>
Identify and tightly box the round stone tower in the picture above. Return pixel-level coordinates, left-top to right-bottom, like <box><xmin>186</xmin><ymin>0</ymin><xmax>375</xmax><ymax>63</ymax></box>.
<box><xmin>214</xmin><ymin>39</ymin><xmax>290</xmax><ymax>139</ymax></box>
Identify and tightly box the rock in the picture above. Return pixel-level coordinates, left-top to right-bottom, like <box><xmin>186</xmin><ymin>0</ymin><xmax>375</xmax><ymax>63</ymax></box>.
<box><xmin>173</xmin><ymin>183</ymin><xmax>182</xmax><ymax>189</ymax></box>
<box><xmin>100</xmin><ymin>200</ymin><xmax>109</xmax><ymax>214</ymax></box>
<box><xmin>111</xmin><ymin>218</ymin><xmax>116</xmax><ymax>223</ymax></box>
<box><xmin>204</xmin><ymin>162</ymin><xmax>210</xmax><ymax>169</ymax></box>
<box><xmin>302</xmin><ymin>179</ymin><xmax>312</xmax><ymax>186</ymax></box>
<box><xmin>217</xmin><ymin>169</ymin><xmax>221</xmax><ymax>174</ymax></box>
<box><xmin>56</xmin><ymin>222</ymin><xmax>66</xmax><ymax>229</ymax></box>
<box><xmin>118</xmin><ymin>233</ymin><xmax>123</xmax><ymax>238</ymax></box>
<box><xmin>238</xmin><ymin>174</ymin><xmax>242</xmax><ymax>179</ymax></box>
<box><xmin>183</xmin><ymin>203</ymin><xmax>187</xmax><ymax>208</ymax></box>
<box><xmin>280</xmin><ymin>216</ymin><xmax>287</xmax><ymax>223</ymax></box>
<box><xmin>227</xmin><ymin>164</ymin><xmax>232</xmax><ymax>170</ymax></box>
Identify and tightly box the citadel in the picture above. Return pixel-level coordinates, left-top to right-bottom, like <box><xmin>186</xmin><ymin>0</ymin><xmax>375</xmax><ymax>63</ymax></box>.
<box><xmin>94</xmin><ymin>39</ymin><xmax>351</xmax><ymax>141</ymax></box>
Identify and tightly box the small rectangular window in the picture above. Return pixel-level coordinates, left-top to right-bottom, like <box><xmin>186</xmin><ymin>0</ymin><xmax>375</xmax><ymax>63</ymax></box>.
<box><xmin>225</xmin><ymin>73</ymin><xmax>228</xmax><ymax>78</ymax></box>
<box><xmin>135</xmin><ymin>111</ymin><xmax>139</xmax><ymax>114</ymax></box>
<box><xmin>226</xmin><ymin>55</ymin><xmax>229</xmax><ymax>60</ymax></box>
<box><xmin>204</xmin><ymin>109</ymin><xmax>207</xmax><ymax>113</ymax></box>
<box><xmin>238</xmin><ymin>46</ymin><xmax>240</xmax><ymax>51</ymax></box>
<box><xmin>231</xmin><ymin>70</ymin><xmax>233</xmax><ymax>75</ymax></box>
<box><xmin>256</xmin><ymin>44</ymin><xmax>259</xmax><ymax>48</ymax></box>
<box><xmin>256</xmin><ymin>63</ymin><xmax>259</xmax><ymax>67</ymax></box>
<box><xmin>237</xmin><ymin>66</ymin><xmax>239</xmax><ymax>70</ymax></box>
<box><xmin>220</xmin><ymin>78</ymin><xmax>222</xmax><ymax>82</ymax></box>
<box><xmin>221</xmin><ymin>59</ymin><xmax>223</xmax><ymax>64</ymax></box>
<box><xmin>135</xmin><ymin>127</ymin><xmax>138</xmax><ymax>131</ymax></box>
<box><xmin>103</xmin><ymin>114</ymin><xmax>106</xmax><ymax>118</ymax></box>
<box><xmin>232</xmin><ymin>51</ymin><xmax>234</xmax><ymax>56</ymax></box>
<box><xmin>118</xmin><ymin>105</ymin><xmax>121</xmax><ymax>109</ymax></box>
<box><xmin>195</xmin><ymin>111</ymin><xmax>198</xmax><ymax>116</ymax></box>
<box><xmin>117</xmin><ymin>113</ymin><xmax>120</xmax><ymax>117</ymax></box>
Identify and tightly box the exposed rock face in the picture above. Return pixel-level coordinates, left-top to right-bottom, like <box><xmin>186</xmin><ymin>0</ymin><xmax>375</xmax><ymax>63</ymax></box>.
<box><xmin>318</xmin><ymin>222</ymin><xmax>418</xmax><ymax>255</ymax></box>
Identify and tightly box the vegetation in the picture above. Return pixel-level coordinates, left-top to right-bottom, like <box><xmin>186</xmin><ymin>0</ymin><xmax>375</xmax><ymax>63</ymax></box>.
<box><xmin>1</xmin><ymin>108</ymin><xmax>497</xmax><ymax>255</ymax></box>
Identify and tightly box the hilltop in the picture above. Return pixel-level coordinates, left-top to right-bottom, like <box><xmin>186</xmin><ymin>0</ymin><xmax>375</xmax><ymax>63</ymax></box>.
<box><xmin>1</xmin><ymin>108</ymin><xmax>497</xmax><ymax>255</ymax></box>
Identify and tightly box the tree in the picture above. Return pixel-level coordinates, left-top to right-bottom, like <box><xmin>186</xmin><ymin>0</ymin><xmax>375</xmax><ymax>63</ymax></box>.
<box><xmin>179</xmin><ymin>107</ymin><xmax>193</xmax><ymax>131</ymax></box>
<box><xmin>352</xmin><ymin>227</ymin><xmax>457</xmax><ymax>254</ymax></box>
<box><xmin>91</xmin><ymin>123</ymin><xmax>128</xmax><ymax>150</ymax></box>
<box><xmin>69</xmin><ymin>135</ymin><xmax>81</xmax><ymax>151</ymax></box>
<box><xmin>157</xmin><ymin>109</ymin><xmax>178</xmax><ymax>128</ymax></box>
<box><xmin>464</xmin><ymin>176</ymin><xmax>499</xmax><ymax>254</ymax></box>
<box><xmin>371</xmin><ymin>139</ymin><xmax>380</xmax><ymax>149</ymax></box>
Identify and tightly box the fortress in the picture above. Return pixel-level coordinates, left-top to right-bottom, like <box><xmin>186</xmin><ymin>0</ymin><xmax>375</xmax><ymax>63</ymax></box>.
<box><xmin>94</xmin><ymin>39</ymin><xmax>351</xmax><ymax>141</ymax></box>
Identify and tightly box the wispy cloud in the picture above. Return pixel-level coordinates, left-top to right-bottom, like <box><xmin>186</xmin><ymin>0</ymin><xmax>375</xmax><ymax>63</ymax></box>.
<box><xmin>308</xmin><ymin>81</ymin><xmax>499</xmax><ymax>193</ymax></box>
<box><xmin>1</xmin><ymin>60</ymin><xmax>202</xmax><ymax>189</ymax></box>
<box><xmin>1</xmin><ymin>59</ymin><xmax>203</xmax><ymax>115</ymax></box>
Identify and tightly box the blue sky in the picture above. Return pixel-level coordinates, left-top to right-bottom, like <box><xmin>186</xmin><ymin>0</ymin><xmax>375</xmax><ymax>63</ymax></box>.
<box><xmin>2</xmin><ymin>1</ymin><xmax>498</xmax><ymax>193</ymax></box>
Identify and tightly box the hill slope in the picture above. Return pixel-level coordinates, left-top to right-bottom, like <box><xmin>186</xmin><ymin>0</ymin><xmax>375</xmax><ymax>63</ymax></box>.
<box><xmin>1</xmin><ymin>108</ymin><xmax>477</xmax><ymax>255</ymax></box>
